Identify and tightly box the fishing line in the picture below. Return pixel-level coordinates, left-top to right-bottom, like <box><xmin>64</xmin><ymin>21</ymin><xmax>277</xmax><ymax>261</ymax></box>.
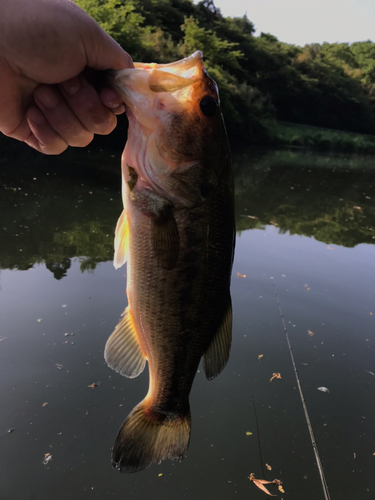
<box><xmin>271</xmin><ymin>278</ymin><xmax>331</xmax><ymax>500</ymax></box>
<box><xmin>251</xmin><ymin>394</ymin><xmax>266</xmax><ymax>478</ymax></box>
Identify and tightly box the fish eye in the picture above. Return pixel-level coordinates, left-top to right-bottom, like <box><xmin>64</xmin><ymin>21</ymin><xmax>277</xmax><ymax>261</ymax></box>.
<box><xmin>199</xmin><ymin>95</ymin><xmax>218</xmax><ymax>117</ymax></box>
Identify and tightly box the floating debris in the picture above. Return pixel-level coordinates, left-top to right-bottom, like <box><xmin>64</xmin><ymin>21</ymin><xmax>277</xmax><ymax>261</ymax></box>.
<box><xmin>239</xmin><ymin>214</ymin><xmax>258</xmax><ymax>219</ymax></box>
<box><xmin>270</xmin><ymin>373</ymin><xmax>282</xmax><ymax>382</ymax></box>
<box><xmin>88</xmin><ymin>382</ymin><xmax>100</xmax><ymax>389</ymax></box>
<box><xmin>249</xmin><ymin>473</ymin><xmax>284</xmax><ymax>496</ymax></box>
<box><xmin>237</xmin><ymin>273</ymin><xmax>246</xmax><ymax>278</ymax></box>
<box><xmin>317</xmin><ymin>387</ymin><xmax>330</xmax><ymax>393</ymax></box>
<box><xmin>42</xmin><ymin>453</ymin><xmax>52</xmax><ymax>465</ymax></box>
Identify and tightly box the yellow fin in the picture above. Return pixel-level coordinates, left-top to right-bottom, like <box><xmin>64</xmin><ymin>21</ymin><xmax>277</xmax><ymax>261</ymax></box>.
<box><xmin>104</xmin><ymin>307</ymin><xmax>146</xmax><ymax>379</ymax></box>
<box><xmin>203</xmin><ymin>297</ymin><xmax>232</xmax><ymax>380</ymax></box>
<box><xmin>114</xmin><ymin>210</ymin><xmax>129</xmax><ymax>270</ymax></box>
<box><xmin>112</xmin><ymin>398</ymin><xmax>191</xmax><ymax>473</ymax></box>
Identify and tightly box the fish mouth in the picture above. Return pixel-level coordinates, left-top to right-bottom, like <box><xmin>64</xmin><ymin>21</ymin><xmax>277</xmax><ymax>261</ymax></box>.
<box><xmin>135</xmin><ymin>50</ymin><xmax>206</xmax><ymax>81</ymax></box>
<box><xmin>108</xmin><ymin>52</ymin><xmax>222</xmax><ymax>206</ymax></box>
<box><xmin>108</xmin><ymin>51</ymin><xmax>217</xmax><ymax>117</ymax></box>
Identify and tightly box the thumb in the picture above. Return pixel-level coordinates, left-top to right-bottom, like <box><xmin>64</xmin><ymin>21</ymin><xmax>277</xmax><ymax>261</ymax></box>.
<box><xmin>70</xmin><ymin>3</ymin><xmax>134</xmax><ymax>71</ymax></box>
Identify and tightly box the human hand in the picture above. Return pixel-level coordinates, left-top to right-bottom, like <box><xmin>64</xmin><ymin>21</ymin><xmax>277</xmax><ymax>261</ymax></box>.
<box><xmin>0</xmin><ymin>0</ymin><xmax>133</xmax><ymax>154</ymax></box>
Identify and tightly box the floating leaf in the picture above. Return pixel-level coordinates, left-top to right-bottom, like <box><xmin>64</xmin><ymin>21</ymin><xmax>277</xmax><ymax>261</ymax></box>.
<box><xmin>42</xmin><ymin>402</ymin><xmax>48</xmax><ymax>407</ymax></box>
<box><xmin>249</xmin><ymin>474</ymin><xmax>284</xmax><ymax>496</ymax></box>
<box><xmin>266</xmin><ymin>463</ymin><xmax>272</xmax><ymax>470</ymax></box>
<box><xmin>270</xmin><ymin>373</ymin><xmax>282</xmax><ymax>382</ymax></box>
<box><xmin>308</xmin><ymin>330</ymin><xmax>314</xmax><ymax>336</ymax></box>
<box><xmin>237</xmin><ymin>273</ymin><xmax>246</xmax><ymax>278</ymax></box>
<box><xmin>246</xmin><ymin>432</ymin><xmax>253</xmax><ymax>436</ymax></box>
<box><xmin>258</xmin><ymin>354</ymin><xmax>264</xmax><ymax>360</ymax></box>
<box><xmin>249</xmin><ymin>473</ymin><xmax>276</xmax><ymax>496</ymax></box>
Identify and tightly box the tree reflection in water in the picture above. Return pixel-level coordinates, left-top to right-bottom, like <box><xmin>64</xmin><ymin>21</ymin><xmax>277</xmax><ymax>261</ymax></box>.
<box><xmin>1</xmin><ymin>144</ymin><xmax>375</xmax><ymax>277</ymax></box>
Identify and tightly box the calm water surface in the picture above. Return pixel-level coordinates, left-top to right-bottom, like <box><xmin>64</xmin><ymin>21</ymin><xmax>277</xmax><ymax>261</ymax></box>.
<box><xmin>1</xmin><ymin>142</ymin><xmax>375</xmax><ymax>499</ymax></box>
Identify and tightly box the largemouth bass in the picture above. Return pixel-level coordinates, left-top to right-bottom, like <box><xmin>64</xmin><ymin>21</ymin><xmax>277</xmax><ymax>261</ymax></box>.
<box><xmin>105</xmin><ymin>51</ymin><xmax>235</xmax><ymax>473</ymax></box>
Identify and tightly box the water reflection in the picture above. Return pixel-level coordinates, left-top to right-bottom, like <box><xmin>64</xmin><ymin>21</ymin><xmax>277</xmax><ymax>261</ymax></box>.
<box><xmin>234</xmin><ymin>149</ymin><xmax>375</xmax><ymax>246</ymax></box>
<box><xmin>1</xmin><ymin>142</ymin><xmax>375</xmax><ymax>498</ymax></box>
<box><xmin>2</xmin><ymin>147</ymin><xmax>375</xmax><ymax>279</ymax></box>
<box><xmin>0</xmin><ymin>141</ymin><xmax>122</xmax><ymax>275</ymax></box>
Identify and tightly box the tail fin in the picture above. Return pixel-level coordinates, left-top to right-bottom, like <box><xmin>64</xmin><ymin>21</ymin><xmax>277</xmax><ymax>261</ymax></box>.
<box><xmin>112</xmin><ymin>398</ymin><xmax>191</xmax><ymax>473</ymax></box>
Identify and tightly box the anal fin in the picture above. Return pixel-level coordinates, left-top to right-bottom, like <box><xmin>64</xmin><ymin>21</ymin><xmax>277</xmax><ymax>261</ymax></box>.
<box><xmin>104</xmin><ymin>307</ymin><xmax>146</xmax><ymax>378</ymax></box>
<box><xmin>203</xmin><ymin>297</ymin><xmax>232</xmax><ymax>380</ymax></box>
<box><xmin>114</xmin><ymin>210</ymin><xmax>129</xmax><ymax>270</ymax></box>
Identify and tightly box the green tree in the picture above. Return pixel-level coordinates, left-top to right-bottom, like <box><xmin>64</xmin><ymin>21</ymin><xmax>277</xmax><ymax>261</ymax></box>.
<box><xmin>75</xmin><ymin>0</ymin><xmax>147</xmax><ymax>59</ymax></box>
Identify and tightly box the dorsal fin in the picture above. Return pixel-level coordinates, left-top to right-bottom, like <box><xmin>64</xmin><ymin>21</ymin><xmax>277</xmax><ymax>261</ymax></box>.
<box><xmin>203</xmin><ymin>297</ymin><xmax>232</xmax><ymax>380</ymax></box>
<box><xmin>114</xmin><ymin>210</ymin><xmax>129</xmax><ymax>269</ymax></box>
<box><xmin>104</xmin><ymin>307</ymin><xmax>146</xmax><ymax>379</ymax></box>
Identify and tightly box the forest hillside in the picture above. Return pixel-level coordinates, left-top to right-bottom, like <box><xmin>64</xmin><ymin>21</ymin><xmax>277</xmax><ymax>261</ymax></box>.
<box><xmin>75</xmin><ymin>0</ymin><xmax>375</xmax><ymax>144</ymax></box>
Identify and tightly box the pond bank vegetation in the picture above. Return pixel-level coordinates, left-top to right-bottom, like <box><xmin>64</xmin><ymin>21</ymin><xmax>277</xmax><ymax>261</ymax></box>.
<box><xmin>73</xmin><ymin>0</ymin><xmax>375</xmax><ymax>152</ymax></box>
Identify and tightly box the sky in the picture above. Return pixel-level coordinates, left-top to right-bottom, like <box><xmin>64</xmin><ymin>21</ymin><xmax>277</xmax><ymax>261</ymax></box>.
<box><xmin>206</xmin><ymin>0</ymin><xmax>375</xmax><ymax>46</ymax></box>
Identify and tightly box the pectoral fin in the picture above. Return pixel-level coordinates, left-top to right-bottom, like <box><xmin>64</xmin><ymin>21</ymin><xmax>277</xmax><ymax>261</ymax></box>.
<box><xmin>104</xmin><ymin>307</ymin><xmax>146</xmax><ymax>378</ymax></box>
<box><xmin>114</xmin><ymin>210</ymin><xmax>129</xmax><ymax>269</ymax></box>
<box><xmin>203</xmin><ymin>297</ymin><xmax>232</xmax><ymax>380</ymax></box>
<box><xmin>151</xmin><ymin>210</ymin><xmax>179</xmax><ymax>270</ymax></box>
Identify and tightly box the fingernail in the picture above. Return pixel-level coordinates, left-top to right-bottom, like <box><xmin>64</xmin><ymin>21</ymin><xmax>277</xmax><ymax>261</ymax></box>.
<box><xmin>36</xmin><ymin>86</ymin><xmax>59</xmax><ymax>109</ymax></box>
<box><xmin>60</xmin><ymin>77</ymin><xmax>81</xmax><ymax>95</ymax></box>
<box><xmin>101</xmin><ymin>88</ymin><xmax>123</xmax><ymax>108</ymax></box>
